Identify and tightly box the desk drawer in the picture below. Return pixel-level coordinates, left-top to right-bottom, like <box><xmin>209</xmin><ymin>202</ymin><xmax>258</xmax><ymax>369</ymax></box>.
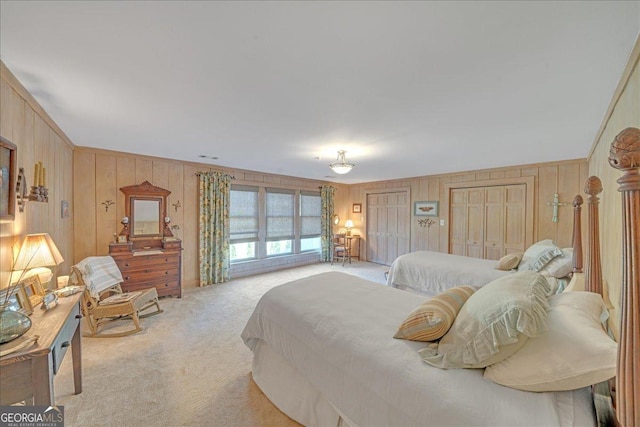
<box><xmin>52</xmin><ymin>302</ymin><xmax>80</xmax><ymax>374</ymax></box>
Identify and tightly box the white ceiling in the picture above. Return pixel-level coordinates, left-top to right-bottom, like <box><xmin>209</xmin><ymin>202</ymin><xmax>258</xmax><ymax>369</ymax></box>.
<box><xmin>1</xmin><ymin>1</ymin><xmax>638</xmax><ymax>184</ymax></box>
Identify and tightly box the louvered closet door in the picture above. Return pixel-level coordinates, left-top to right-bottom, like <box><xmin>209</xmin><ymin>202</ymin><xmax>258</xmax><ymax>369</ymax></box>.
<box><xmin>449</xmin><ymin>184</ymin><xmax>526</xmax><ymax>259</ymax></box>
<box><xmin>366</xmin><ymin>192</ymin><xmax>410</xmax><ymax>265</ymax></box>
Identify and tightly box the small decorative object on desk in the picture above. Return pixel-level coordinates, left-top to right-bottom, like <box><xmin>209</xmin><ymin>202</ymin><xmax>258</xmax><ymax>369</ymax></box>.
<box><xmin>55</xmin><ymin>286</ymin><xmax>82</xmax><ymax>298</ymax></box>
<box><xmin>41</xmin><ymin>292</ymin><xmax>59</xmax><ymax>310</ymax></box>
<box><xmin>0</xmin><ymin>308</ymin><xmax>32</xmax><ymax>344</ymax></box>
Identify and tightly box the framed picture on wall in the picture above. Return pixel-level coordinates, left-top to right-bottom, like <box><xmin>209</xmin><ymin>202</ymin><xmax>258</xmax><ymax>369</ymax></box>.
<box><xmin>352</xmin><ymin>203</ymin><xmax>362</xmax><ymax>213</ymax></box>
<box><xmin>0</xmin><ymin>136</ymin><xmax>17</xmax><ymax>221</ymax></box>
<box><xmin>414</xmin><ymin>201</ymin><xmax>439</xmax><ymax>216</ymax></box>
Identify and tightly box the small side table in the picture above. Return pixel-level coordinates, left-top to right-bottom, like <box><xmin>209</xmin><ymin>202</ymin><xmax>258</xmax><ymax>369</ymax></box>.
<box><xmin>347</xmin><ymin>236</ymin><xmax>361</xmax><ymax>260</ymax></box>
<box><xmin>0</xmin><ymin>292</ymin><xmax>83</xmax><ymax>405</ymax></box>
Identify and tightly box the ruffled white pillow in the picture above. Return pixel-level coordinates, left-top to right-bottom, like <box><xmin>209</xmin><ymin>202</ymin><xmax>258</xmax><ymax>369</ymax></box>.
<box><xmin>518</xmin><ymin>239</ymin><xmax>563</xmax><ymax>272</ymax></box>
<box><xmin>419</xmin><ymin>271</ymin><xmax>550</xmax><ymax>369</ymax></box>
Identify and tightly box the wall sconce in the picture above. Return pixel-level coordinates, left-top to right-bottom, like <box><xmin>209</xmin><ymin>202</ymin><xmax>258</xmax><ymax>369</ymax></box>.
<box><xmin>101</xmin><ymin>200</ymin><xmax>115</xmax><ymax>212</ymax></box>
<box><xmin>345</xmin><ymin>219</ymin><xmax>354</xmax><ymax>236</ymax></box>
<box><xmin>418</xmin><ymin>218</ymin><xmax>436</xmax><ymax>228</ymax></box>
<box><xmin>28</xmin><ymin>161</ymin><xmax>48</xmax><ymax>202</ymax></box>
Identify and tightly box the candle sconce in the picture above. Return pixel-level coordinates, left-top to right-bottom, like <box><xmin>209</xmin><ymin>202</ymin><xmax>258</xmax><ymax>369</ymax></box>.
<box><xmin>417</xmin><ymin>218</ymin><xmax>436</xmax><ymax>228</ymax></box>
<box><xmin>28</xmin><ymin>161</ymin><xmax>48</xmax><ymax>202</ymax></box>
<box><xmin>101</xmin><ymin>200</ymin><xmax>115</xmax><ymax>212</ymax></box>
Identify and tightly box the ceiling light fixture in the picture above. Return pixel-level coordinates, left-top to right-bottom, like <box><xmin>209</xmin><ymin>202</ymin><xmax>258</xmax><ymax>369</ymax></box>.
<box><xmin>329</xmin><ymin>150</ymin><xmax>354</xmax><ymax>175</ymax></box>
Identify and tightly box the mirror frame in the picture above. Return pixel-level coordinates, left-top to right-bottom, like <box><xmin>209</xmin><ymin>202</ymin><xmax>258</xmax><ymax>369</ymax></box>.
<box><xmin>119</xmin><ymin>181</ymin><xmax>173</xmax><ymax>240</ymax></box>
<box><xmin>131</xmin><ymin>197</ymin><xmax>163</xmax><ymax>238</ymax></box>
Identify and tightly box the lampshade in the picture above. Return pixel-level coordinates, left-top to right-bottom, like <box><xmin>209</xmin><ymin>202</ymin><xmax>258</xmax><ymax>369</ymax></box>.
<box><xmin>345</xmin><ymin>219</ymin><xmax>354</xmax><ymax>229</ymax></box>
<box><xmin>329</xmin><ymin>150</ymin><xmax>354</xmax><ymax>175</ymax></box>
<box><xmin>13</xmin><ymin>233</ymin><xmax>64</xmax><ymax>271</ymax></box>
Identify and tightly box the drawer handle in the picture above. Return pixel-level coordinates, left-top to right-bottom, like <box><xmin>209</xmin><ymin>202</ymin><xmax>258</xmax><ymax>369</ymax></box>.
<box><xmin>125</xmin><ymin>276</ymin><xmax>131</xmax><ymax>280</ymax></box>
<box><xmin>76</xmin><ymin>314</ymin><xmax>83</xmax><ymax>319</ymax></box>
<box><xmin>165</xmin><ymin>283</ymin><xmax>169</xmax><ymax>287</ymax></box>
<box><xmin>125</xmin><ymin>262</ymin><xmax>130</xmax><ymax>266</ymax></box>
<box><xmin>61</xmin><ymin>341</ymin><xmax>71</xmax><ymax>348</ymax></box>
<box><xmin>165</xmin><ymin>258</ymin><xmax>169</xmax><ymax>262</ymax></box>
<box><xmin>165</xmin><ymin>271</ymin><xmax>169</xmax><ymax>275</ymax></box>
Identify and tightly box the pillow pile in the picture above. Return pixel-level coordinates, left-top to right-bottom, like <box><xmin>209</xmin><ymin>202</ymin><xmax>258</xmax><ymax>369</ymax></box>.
<box><xmin>495</xmin><ymin>253</ymin><xmax>523</xmax><ymax>271</ymax></box>
<box><xmin>518</xmin><ymin>239</ymin><xmax>563</xmax><ymax>272</ymax></box>
<box><xmin>419</xmin><ymin>271</ymin><xmax>551</xmax><ymax>369</ymax></box>
<box><xmin>394</xmin><ymin>286</ymin><xmax>476</xmax><ymax>342</ymax></box>
<box><xmin>484</xmin><ymin>291</ymin><xmax>616</xmax><ymax>391</ymax></box>
<box><xmin>538</xmin><ymin>248</ymin><xmax>573</xmax><ymax>279</ymax></box>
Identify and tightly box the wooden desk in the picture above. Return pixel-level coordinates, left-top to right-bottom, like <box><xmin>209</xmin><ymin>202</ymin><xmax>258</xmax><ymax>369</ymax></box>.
<box><xmin>0</xmin><ymin>292</ymin><xmax>83</xmax><ymax>405</ymax></box>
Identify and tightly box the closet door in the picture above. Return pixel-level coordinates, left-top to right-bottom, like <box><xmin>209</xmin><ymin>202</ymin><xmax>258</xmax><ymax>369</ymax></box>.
<box><xmin>504</xmin><ymin>185</ymin><xmax>526</xmax><ymax>254</ymax></box>
<box><xmin>484</xmin><ymin>187</ymin><xmax>505</xmax><ymax>260</ymax></box>
<box><xmin>450</xmin><ymin>189</ymin><xmax>467</xmax><ymax>256</ymax></box>
<box><xmin>466</xmin><ymin>188</ymin><xmax>484</xmax><ymax>258</ymax></box>
<box><xmin>366</xmin><ymin>191</ymin><xmax>410</xmax><ymax>265</ymax></box>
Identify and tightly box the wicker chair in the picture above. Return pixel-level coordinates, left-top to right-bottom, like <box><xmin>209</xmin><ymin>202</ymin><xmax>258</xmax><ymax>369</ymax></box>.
<box><xmin>72</xmin><ymin>257</ymin><xmax>162</xmax><ymax>338</ymax></box>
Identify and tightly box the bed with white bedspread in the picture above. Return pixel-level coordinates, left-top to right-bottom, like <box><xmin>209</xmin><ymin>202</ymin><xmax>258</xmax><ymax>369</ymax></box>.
<box><xmin>241</xmin><ymin>272</ymin><xmax>595</xmax><ymax>427</ymax></box>
<box><xmin>386</xmin><ymin>251</ymin><xmax>512</xmax><ymax>296</ymax></box>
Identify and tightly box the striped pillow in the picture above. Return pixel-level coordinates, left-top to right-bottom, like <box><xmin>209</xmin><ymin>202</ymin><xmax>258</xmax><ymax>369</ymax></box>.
<box><xmin>394</xmin><ymin>286</ymin><xmax>476</xmax><ymax>342</ymax></box>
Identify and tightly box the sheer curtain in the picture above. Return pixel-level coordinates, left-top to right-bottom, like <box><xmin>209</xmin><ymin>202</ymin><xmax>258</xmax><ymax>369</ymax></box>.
<box><xmin>199</xmin><ymin>172</ymin><xmax>232</xmax><ymax>285</ymax></box>
<box><xmin>320</xmin><ymin>185</ymin><xmax>336</xmax><ymax>262</ymax></box>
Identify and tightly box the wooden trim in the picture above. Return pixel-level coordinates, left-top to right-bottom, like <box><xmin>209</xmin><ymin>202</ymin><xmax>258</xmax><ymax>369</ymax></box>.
<box><xmin>588</xmin><ymin>35</ymin><xmax>640</xmax><ymax>161</ymax></box>
<box><xmin>608</xmin><ymin>127</ymin><xmax>640</xmax><ymax>427</ymax></box>
<box><xmin>0</xmin><ymin>61</ymin><xmax>76</xmax><ymax>150</ymax></box>
<box><xmin>443</xmin><ymin>176</ymin><xmax>535</xmax><ymax>250</ymax></box>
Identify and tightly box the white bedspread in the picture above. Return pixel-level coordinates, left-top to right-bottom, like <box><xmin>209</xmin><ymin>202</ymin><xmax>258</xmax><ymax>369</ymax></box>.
<box><xmin>242</xmin><ymin>272</ymin><xmax>594</xmax><ymax>427</ymax></box>
<box><xmin>386</xmin><ymin>251</ymin><xmax>513</xmax><ymax>296</ymax></box>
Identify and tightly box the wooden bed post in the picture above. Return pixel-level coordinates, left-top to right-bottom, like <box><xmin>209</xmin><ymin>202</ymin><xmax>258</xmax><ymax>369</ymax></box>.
<box><xmin>584</xmin><ymin>177</ymin><xmax>603</xmax><ymax>295</ymax></box>
<box><xmin>608</xmin><ymin>127</ymin><xmax>640</xmax><ymax>427</ymax></box>
<box><xmin>571</xmin><ymin>195</ymin><xmax>584</xmax><ymax>274</ymax></box>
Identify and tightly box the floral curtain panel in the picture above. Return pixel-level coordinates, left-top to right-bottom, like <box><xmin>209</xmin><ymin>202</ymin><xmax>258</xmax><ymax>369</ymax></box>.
<box><xmin>199</xmin><ymin>172</ymin><xmax>232</xmax><ymax>285</ymax></box>
<box><xmin>320</xmin><ymin>185</ymin><xmax>336</xmax><ymax>262</ymax></box>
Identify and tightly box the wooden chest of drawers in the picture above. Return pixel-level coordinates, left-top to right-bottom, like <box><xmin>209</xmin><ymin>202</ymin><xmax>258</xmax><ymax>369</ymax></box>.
<box><xmin>109</xmin><ymin>240</ymin><xmax>182</xmax><ymax>298</ymax></box>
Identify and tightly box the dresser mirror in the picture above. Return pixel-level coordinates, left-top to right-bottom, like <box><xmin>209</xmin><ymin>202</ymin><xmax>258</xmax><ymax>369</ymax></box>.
<box><xmin>118</xmin><ymin>181</ymin><xmax>174</xmax><ymax>242</ymax></box>
<box><xmin>131</xmin><ymin>198</ymin><xmax>161</xmax><ymax>237</ymax></box>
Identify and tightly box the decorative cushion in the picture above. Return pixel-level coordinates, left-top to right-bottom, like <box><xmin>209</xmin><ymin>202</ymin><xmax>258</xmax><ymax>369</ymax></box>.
<box><xmin>539</xmin><ymin>248</ymin><xmax>573</xmax><ymax>279</ymax></box>
<box><xmin>394</xmin><ymin>286</ymin><xmax>476</xmax><ymax>342</ymax></box>
<box><xmin>518</xmin><ymin>239</ymin><xmax>563</xmax><ymax>272</ymax></box>
<box><xmin>419</xmin><ymin>271</ymin><xmax>550</xmax><ymax>369</ymax></box>
<box><xmin>495</xmin><ymin>253</ymin><xmax>523</xmax><ymax>271</ymax></box>
<box><xmin>484</xmin><ymin>291</ymin><xmax>616</xmax><ymax>391</ymax></box>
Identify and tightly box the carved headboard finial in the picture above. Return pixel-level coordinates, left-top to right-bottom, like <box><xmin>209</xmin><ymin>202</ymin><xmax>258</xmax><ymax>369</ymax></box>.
<box><xmin>608</xmin><ymin>127</ymin><xmax>640</xmax><ymax>171</ymax></box>
<box><xmin>584</xmin><ymin>176</ymin><xmax>603</xmax><ymax>197</ymax></box>
<box><xmin>572</xmin><ymin>194</ymin><xmax>583</xmax><ymax>208</ymax></box>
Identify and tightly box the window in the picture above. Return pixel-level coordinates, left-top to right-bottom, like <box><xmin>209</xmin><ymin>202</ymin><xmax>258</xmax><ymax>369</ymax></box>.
<box><xmin>300</xmin><ymin>192</ymin><xmax>321</xmax><ymax>252</ymax></box>
<box><xmin>266</xmin><ymin>189</ymin><xmax>294</xmax><ymax>256</ymax></box>
<box><xmin>230</xmin><ymin>186</ymin><xmax>258</xmax><ymax>261</ymax></box>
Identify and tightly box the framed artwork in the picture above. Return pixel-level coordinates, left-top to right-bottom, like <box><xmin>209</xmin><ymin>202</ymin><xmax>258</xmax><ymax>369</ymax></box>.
<box><xmin>4</xmin><ymin>284</ymin><xmax>33</xmax><ymax>315</ymax></box>
<box><xmin>352</xmin><ymin>203</ymin><xmax>362</xmax><ymax>213</ymax></box>
<box><xmin>0</xmin><ymin>136</ymin><xmax>17</xmax><ymax>221</ymax></box>
<box><xmin>20</xmin><ymin>275</ymin><xmax>46</xmax><ymax>307</ymax></box>
<box><xmin>414</xmin><ymin>201</ymin><xmax>439</xmax><ymax>217</ymax></box>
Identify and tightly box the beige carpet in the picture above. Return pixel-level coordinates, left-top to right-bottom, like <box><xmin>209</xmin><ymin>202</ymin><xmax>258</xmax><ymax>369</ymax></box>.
<box><xmin>54</xmin><ymin>261</ymin><xmax>389</xmax><ymax>427</ymax></box>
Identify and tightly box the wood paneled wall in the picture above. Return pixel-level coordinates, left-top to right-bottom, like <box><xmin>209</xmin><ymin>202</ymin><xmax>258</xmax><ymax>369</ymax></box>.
<box><xmin>73</xmin><ymin>147</ymin><xmax>340</xmax><ymax>288</ymax></box>
<box><xmin>587</xmin><ymin>36</ymin><xmax>639</xmax><ymax>338</ymax></box>
<box><xmin>347</xmin><ymin>159</ymin><xmax>589</xmax><ymax>259</ymax></box>
<box><xmin>0</xmin><ymin>62</ymin><xmax>75</xmax><ymax>288</ymax></box>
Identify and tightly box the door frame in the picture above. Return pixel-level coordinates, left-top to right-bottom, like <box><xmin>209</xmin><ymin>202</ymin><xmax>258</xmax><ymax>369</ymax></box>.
<box><xmin>443</xmin><ymin>176</ymin><xmax>534</xmax><ymax>254</ymax></box>
<box><xmin>363</xmin><ymin>186</ymin><xmax>411</xmax><ymax>263</ymax></box>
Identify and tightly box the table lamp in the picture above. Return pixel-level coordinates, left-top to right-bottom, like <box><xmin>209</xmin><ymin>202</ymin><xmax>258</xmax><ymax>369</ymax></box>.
<box><xmin>13</xmin><ymin>233</ymin><xmax>64</xmax><ymax>291</ymax></box>
<box><xmin>345</xmin><ymin>219</ymin><xmax>354</xmax><ymax>236</ymax></box>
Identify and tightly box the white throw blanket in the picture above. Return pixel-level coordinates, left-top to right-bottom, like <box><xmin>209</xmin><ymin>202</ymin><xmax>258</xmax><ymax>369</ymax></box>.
<box><xmin>73</xmin><ymin>256</ymin><xmax>124</xmax><ymax>298</ymax></box>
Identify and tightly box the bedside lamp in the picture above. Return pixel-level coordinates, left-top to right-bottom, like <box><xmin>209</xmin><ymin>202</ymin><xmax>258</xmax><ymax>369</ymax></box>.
<box><xmin>345</xmin><ymin>219</ymin><xmax>354</xmax><ymax>236</ymax></box>
<box><xmin>13</xmin><ymin>233</ymin><xmax>64</xmax><ymax>291</ymax></box>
